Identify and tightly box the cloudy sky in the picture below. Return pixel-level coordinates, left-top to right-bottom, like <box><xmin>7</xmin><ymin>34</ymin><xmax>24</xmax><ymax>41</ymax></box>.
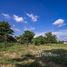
<box><xmin>0</xmin><ymin>0</ymin><xmax>67</xmax><ymax>41</ymax></box>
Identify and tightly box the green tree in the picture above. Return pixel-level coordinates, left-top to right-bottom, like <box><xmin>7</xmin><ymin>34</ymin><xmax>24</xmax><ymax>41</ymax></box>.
<box><xmin>33</xmin><ymin>36</ymin><xmax>45</xmax><ymax>45</ymax></box>
<box><xmin>0</xmin><ymin>21</ymin><xmax>14</xmax><ymax>43</ymax></box>
<box><xmin>7</xmin><ymin>36</ymin><xmax>16</xmax><ymax>42</ymax></box>
<box><xmin>20</xmin><ymin>30</ymin><xmax>35</xmax><ymax>46</ymax></box>
<box><xmin>16</xmin><ymin>35</ymin><xmax>23</xmax><ymax>44</ymax></box>
<box><xmin>45</xmin><ymin>32</ymin><xmax>57</xmax><ymax>43</ymax></box>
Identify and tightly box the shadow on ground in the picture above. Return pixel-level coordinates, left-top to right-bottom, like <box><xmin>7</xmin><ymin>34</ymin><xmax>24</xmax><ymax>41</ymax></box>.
<box><xmin>10</xmin><ymin>49</ymin><xmax>67</xmax><ymax>67</ymax></box>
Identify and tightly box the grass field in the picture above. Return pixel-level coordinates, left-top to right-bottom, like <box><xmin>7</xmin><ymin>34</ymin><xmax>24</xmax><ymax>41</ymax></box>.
<box><xmin>0</xmin><ymin>43</ymin><xmax>67</xmax><ymax>67</ymax></box>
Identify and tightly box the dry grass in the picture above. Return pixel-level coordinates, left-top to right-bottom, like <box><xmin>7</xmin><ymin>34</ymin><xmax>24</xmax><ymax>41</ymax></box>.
<box><xmin>0</xmin><ymin>43</ymin><xmax>67</xmax><ymax>67</ymax></box>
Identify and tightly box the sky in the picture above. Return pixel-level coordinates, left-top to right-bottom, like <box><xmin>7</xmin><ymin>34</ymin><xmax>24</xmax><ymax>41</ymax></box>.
<box><xmin>0</xmin><ymin>0</ymin><xmax>67</xmax><ymax>41</ymax></box>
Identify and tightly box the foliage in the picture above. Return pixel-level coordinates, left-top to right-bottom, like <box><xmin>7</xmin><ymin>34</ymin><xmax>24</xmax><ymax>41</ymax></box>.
<box><xmin>32</xmin><ymin>36</ymin><xmax>45</xmax><ymax>45</ymax></box>
<box><xmin>33</xmin><ymin>32</ymin><xmax>58</xmax><ymax>45</ymax></box>
<box><xmin>58</xmin><ymin>41</ymin><xmax>64</xmax><ymax>44</ymax></box>
<box><xmin>45</xmin><ymin>32</ymin><xmax>57</xmax><ymax>43</ymax></box>
<box><xmin>0</xmin><ymin>21</ymin><xmax>63</xmax><ymax>46</ymax></box>
<box><xmin>17</xmin><ymin>30</ymin><xmax>35</xmax><ymax>46</ymax></box>
<box><xmin>0</xmin><ymin>21</ymin><xmax>14</xmax><ymax>42</ymax></box>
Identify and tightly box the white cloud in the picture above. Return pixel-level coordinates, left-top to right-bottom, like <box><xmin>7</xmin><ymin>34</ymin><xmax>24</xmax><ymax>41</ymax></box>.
<box><xmin>12</xmin><ymin>24</ymin><xmax>16</xmax><ymax>27</ymax></box>
<box><xmin>24</xmin><ymin>26</ymin><xmax>35</xmax><ymax>31</ymax></box>
<box><xmin>34</xmin><ymin>32</ymin><xmax>45</xmax><ymax>38</ymax></box>
<box><xmin>11</xmin><ymin>27</ymin><xmax>20</xmax><ymax>32</ymax></box>
<box><xmin>52</xmin><ymin>30</ymin><xmax>67</xmax><ymax>41</ymax></box>
<box><xmin>26</xmin><ymin>13</ymin><xmax>38</xmax><ymax>22</ymax></box>
<box><xmin>11</xmin><ymin>24</ymin><xmax>20</xmax><ymax>32</ymax></box>
<box><xmin>53</xmin><ymin>19</ymin><xmax>65</xmax><ymax>27</ymax></box>
<box><xmin>2</xmin><ymin>13</ymin><xmax>10</xmax><ymax>18</ymax></box>
<box><xmin>13</xmin><ymin>15</ymin><xmax>24</xmax><ymax>22</ymax></box>
<box><xmin>14</xmin><ymin>28</ymin><xmax>21</xmax><ymax>32</ymax></box>
<box><xmin>35</xmin><ymin>30</ymin><xmax>67</xmax><ymax>41</ymax></box>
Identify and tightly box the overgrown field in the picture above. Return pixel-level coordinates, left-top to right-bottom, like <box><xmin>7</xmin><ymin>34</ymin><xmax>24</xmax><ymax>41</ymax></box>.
<box><xmin>0</xmin><ymin>43</ymin><xmax>67</xmax><ymax>67</ymax></box>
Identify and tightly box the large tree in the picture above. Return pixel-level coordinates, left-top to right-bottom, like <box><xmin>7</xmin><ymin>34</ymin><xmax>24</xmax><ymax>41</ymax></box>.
<box><xmin>45</xmin><ymin>32</ymin><xmax>57</xmax><ymax>43</ymax></box>
<box><xmin>0</xmin><ymin>21</ymin><xmax>14</xmax><ymax>42</ymax></box>
<box><xmin>20</xmin><ymin>30</ymin><xmax>35</xmax><ymax>46</ymax></box>
<box><xmin>33</xmin><ymin>36</ymin><xmax>45</xmax><ymax>45</ymax></box>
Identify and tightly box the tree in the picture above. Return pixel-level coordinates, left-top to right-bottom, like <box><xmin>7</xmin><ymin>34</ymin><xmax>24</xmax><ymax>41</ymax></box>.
<box><xmin>33</xmin><ymin>36</ymin><xmax>45</xmax><ymax>45</ymax></box>
<box><xmin>7</xmin><ymin>36</ymin><xmax>16</xmax><ymax>42</ymax></box>
<box><xmin>20</xmin><ymin>30</ymin><xmax>35</xmax><ymax>46</ymax></box>
<box><xmin>45</xmin><ymin>32</ymin><xmax>57</xmax><ymax>43</ymax></box>
<box><xmin>0</xmin><ymin>21</ymin><xmax>14</xmax><ymax>43</ymax></box>
<box><xmin>16</xmin><ymin>35</ymin><xmax>23</xmax><ymax>44</ymax></box>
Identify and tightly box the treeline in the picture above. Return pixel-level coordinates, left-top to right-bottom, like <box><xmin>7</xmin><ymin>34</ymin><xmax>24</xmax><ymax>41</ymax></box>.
<box><xmin>0</xmin><ymin>21</ymin><xmax>63</xmax><ymax>46</ymax></box>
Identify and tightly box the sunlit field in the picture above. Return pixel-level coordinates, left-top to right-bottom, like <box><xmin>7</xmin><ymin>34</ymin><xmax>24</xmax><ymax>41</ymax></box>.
<box><xmin>0</xmin><ymin>43</ymin><xmax>67</xmax><ymax>67</ymax></box>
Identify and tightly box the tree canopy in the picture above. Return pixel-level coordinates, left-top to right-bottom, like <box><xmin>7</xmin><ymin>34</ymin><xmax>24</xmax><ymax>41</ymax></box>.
<box><xmin>32</xmin><ymin>36</ymin><xmax>45</xmax><ymax>45</ymax></box>
<box><xmin>0</xmin><ymin>21</ymin><xmax>14</xmax><ymax>42</ymax></box>
<box><xmin>17</xmin><ymin>30</ymin><xmax>35</xmax><ymax>46</ymax></box>
<box><xmin>45</xmin><ymin>32</ymin><xmax>57</xmax><ymax>43</ymax></box>
<box><xmin>0</xmin><ymin>21</ymin><xmax>61</xmax><ymax>45</ymax></box>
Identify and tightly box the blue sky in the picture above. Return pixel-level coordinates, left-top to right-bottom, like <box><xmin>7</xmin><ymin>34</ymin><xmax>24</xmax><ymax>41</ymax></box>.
<box><xmin>0</xmin><ymin>0</ymin><xmax>67</xmax><ymax>41</ymax></box>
